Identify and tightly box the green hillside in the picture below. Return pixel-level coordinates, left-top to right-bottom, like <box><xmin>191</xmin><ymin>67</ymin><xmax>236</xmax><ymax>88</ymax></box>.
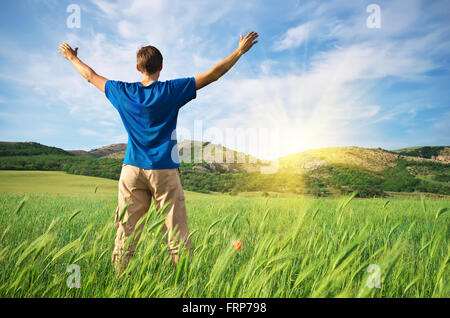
<box><xmin>0</xmin><ymin>141</ymin><xmax>71</xmax><ymax>156</ymax></box>
<box><xmin>0</xmin><ymin>141</ymin><xmax>449</xmax><ymax>197</ymax></box>
<box><xmin>392</xmin><ymin>146</ymin><xmax>449</xmax><ymax>159</ymax></box>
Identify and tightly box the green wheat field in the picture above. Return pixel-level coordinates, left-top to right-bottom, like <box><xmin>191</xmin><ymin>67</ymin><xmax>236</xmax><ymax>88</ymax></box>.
<box><xmin>0</xmin><ymin>171</ymin><xmax>448</xmax><ymax>298</ymax></box>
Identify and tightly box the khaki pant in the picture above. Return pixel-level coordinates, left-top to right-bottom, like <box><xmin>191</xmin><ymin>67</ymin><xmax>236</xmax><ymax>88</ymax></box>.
<box><xmin>112</xmin><ymin>164</ymin><xmax>192</xmax><ymax>269</ymax></box>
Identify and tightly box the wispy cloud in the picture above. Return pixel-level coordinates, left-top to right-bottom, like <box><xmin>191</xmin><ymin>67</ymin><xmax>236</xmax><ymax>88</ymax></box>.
<box><xmin>272</xmin><ymin>22</ymin><xmax>314</xmax><ymax>51</ymax></box>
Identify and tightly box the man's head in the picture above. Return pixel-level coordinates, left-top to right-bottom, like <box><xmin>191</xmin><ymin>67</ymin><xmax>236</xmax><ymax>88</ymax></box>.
<box><xmin>136</xmin><ymin>45</ymin><xmax>163</xmax><ymax>75</ymax></box>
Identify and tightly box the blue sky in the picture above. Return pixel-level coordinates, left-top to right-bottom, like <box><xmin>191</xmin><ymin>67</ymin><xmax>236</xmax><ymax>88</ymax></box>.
<box><xmin>0</xmin><ymin>0</ymin><xmax>449</xmax><ymax>159</ymax></box>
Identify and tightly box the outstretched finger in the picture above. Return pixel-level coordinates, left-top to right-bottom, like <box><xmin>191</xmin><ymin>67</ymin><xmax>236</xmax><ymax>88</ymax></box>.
<box><xmin>245</xmin><ymin>31</ymin><xmax>255</xmax><ymax>38</ymax></box>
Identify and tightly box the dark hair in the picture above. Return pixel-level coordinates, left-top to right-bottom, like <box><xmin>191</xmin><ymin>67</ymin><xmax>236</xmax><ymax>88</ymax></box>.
<box><xmin>137</xmin><ymin>45</ymin><xmax>163</xmax><ymax>74</ymax></box>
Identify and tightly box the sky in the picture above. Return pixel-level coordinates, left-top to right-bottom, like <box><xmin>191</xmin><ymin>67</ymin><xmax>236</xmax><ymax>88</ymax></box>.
<box><xmin>0</xmin><ymin>0</ymin><xmax>449</xmax><ymax>160</ymax></box>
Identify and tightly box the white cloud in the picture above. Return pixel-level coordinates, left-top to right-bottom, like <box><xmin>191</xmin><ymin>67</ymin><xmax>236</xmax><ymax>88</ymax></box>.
<box><xmin>273</xmin><ymin>22</ymin><xmax>314</xmax><ymax>51</ymax></box>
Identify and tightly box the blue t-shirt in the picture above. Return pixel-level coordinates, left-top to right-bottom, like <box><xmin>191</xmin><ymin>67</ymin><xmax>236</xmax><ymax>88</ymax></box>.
<box><xmin>105</xmin><ymin>77</ymin><xmax>196</xmax><ymax>169</ymax></box>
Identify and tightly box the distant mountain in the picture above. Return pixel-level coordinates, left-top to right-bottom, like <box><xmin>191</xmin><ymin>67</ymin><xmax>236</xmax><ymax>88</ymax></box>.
<box><xmin>67</xmin><ymin>143</ymin><xmax>127</xmax><ymax>158</ymax></box>
<box><xmin>1</xmin><ymin>140</ymin><xmax>448</xmax><ymax>197</ymax></box>
<box><xmin>277</xmin><ymin>146</ymin><xmax>444</xmax><ymax>173</ymax></box>
<box><xmin>69</xmin><ymin>140</ymin><xmax>267</xmax><ymax>172</ymax></box>
<box><xmin>14</xmin><ymin>140</ymin><xmax>447</xmax><ymax>174</ymax></box>
<box><xmin>4</xmin><ymin>141</ymin><xmax>449</xmax><ymax>170</ymax></box>
<box><xmin>0</xmin><ymin>141</ymin><xmax>71</xmax><ymax>157</ymax></box>
<box><xmin>279</xmin><ymin>146</ymin><xmax>398</xmax><ymax>172</ymax></box>
<box><xmin>275</xmin><ymin>146</ymin><xmax>449</xmax><ymax>197</ymax></box>
<box><xmin>177</xmin><ymin>140</ymin><xmax>265</xmax><ymax>172</ymax></box>
<box><xmin>392</xmin><ymin>146</ymin><xmax>450</xmax><ymax>163</ymax></box>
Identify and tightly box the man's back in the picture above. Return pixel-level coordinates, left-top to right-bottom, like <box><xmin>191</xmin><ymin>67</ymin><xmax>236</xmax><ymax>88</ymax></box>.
<box><xmin>58</xmin><ymin>31</ymin><xmax>258</xmax><ymax>269</ymax></box>
<box><xmin>105</xmin><ymin>77</ymin><xmax>196</xmax><ymax>169</ymax></box>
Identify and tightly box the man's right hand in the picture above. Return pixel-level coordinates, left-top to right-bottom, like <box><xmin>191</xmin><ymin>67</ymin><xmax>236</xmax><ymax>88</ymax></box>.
<box><xmin>237</xmin><ymin>31</ymin><xmax>259</xmax><ymax>55</ymax></box>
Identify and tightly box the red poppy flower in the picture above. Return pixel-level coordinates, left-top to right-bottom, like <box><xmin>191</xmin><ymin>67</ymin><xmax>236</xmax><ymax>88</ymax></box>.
<box><xmin>233</xmin><ymin>240</ymin><xmax>242</xmax><ymax>250</ymax></box>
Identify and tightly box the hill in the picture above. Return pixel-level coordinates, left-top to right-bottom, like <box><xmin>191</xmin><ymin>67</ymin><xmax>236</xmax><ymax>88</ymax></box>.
<box><xmin>70</xmin><ymin>140</ymin><xmax>266</xmax><ymax>172</ymax></box>
<box><xmin>177</xmin><ymin>139</ymin><xmax>265</xmax><ymax>173</ymax></box>
<box><xmin>0</xmin><ymin>141</ymin><xmax>71</xmax><ymax>157</ymax></box>
<box><xmin>1</xmin><ymin>141</ymin><xmax>449</xmax><ymax>197</ymax></box>
<box><xmin>67</xmin><ymin>143</ymin><xmax>127</xmax><ymax>158</ymax></box>
<box><xmin>279</xmin><ymin>146</ymin><xmax>399</xmax><ymax>172</ymax></box>
<box><xmin>392</xmin><ymin>146</ymin><xmax>450</xmax><ymax>162</ymax></box>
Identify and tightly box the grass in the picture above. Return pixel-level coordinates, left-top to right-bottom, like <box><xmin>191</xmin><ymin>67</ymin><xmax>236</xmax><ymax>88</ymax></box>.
<box><xmin>0</xmin><ymin>171</ymin><xmax>448</xmax><ymax>297</ymax></box>
<box><xmin>0</xmin><ymin>170</ymin><xmax>118</xmax><ymax>195</ymax></box>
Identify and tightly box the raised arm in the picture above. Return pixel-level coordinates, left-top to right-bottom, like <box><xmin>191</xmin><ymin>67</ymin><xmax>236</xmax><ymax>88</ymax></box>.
<box><xmin>58</xmin><ymin>42</ymin><xmax>108</xmax><ymax>93</ymax></box>
<box><xmin>194</xmin><ymin>31</ymin><xmax>258</xmax><ymax>90</ymax></box>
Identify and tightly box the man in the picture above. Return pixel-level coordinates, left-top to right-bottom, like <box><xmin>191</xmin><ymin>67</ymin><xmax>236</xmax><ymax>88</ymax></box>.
<box><xmin>58</xmin><ymin>31</ymin><xmax>259</xmax><ymax>270</ymax></box>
